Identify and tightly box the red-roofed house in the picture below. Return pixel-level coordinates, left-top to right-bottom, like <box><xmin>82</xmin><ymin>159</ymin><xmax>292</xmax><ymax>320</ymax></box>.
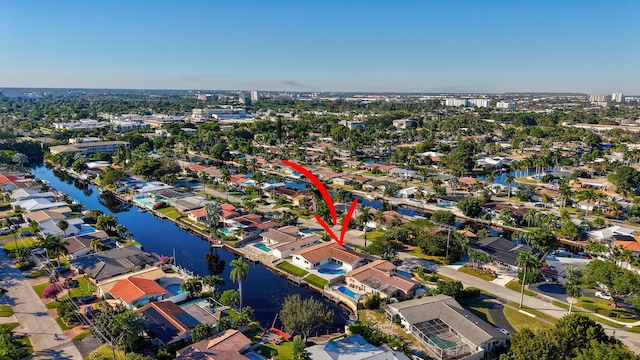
<box><xmin>109</xmin><ymin>276</ymin><xmax>169</xmax><ymax>309</ymax></box>
<box><xmin>187</xmin><ymin>208</ymin><xmax>207</xmax><ymax>223</ymax></box>
<box><xmin>291</xmin><ymin>242</ymin><xmax>367</xmax><ymax>272</ymax></box>
<box><xmin>345</xmin><ymin>260</ymin><xmax>420</xmax><ymax>301</ymax></box>
<box><xmin>176</xmin><ymin>329</ymin><xmax>251</xmax><ymax>360</ymax></box>
<box><xmin>225</xmin><ymin>214</ymin><xmax>279</xmax><ymax>241</ymax></box>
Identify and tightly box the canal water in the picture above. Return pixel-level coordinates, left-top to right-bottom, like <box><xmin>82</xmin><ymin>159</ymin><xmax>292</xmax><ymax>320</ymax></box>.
<box><xmin>31</xmin><ymin>165</ymin><xmax>350</xmax><ymax>331</ymax></box>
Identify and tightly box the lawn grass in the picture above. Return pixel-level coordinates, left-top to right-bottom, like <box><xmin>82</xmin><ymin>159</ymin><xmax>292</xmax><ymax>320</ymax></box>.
<box><xmin>85</xmin><ymin>344</ymin><xmax>125</xmax><ymax>360</ymax></box>
<box><xmin>406</xmin><ymin>248</ymin><xmax>445</xmax><ymax>264</ymax></box>
<box><xmin>55</xmin><ymin>316</ymin><xmax>77</xmax><ymax>330</ymax></box>
<box><xmin>505</xmin><ymin>279</ymin><xmax>536</xmax><ymax>296</ymax></box>
<box><xmin>242</xmin><ymin>328</ymin><xmax>263</xmax><ymax>343</ymax></box>
<box><xmin>552</xmin><ymin>301</ymin><xmax>626</xmax><ymax>328</ymax></box>
<box><xmin>72</xmin><ymin>330</ymin><xmax>91</xmax><ymax>341</ymax></box>
<box><xmin>259</xmin><ymin>341</ymin><xmax>294</xmax><ymax>360</ymax></box>
<box><xmin>33</xmin><ymin>281</ymin><xmax>49</xmax><ymax>298</ymax></box>
<box><xmin>26</xmin><ymin>268</ymin><xmax>48</xmax><ymax>279</ymax></box>
<box><xmin>503</xmin><ymin>306</ymin><xmax>553</xmax><ymax>332</ymax></box>
<box><xmin>2</xmin><ymin>236</ymin><xmax>36</xmax><ymax>251</ymax></box>
<box><xmin>277</xmin><ymin>262</ymin><xmax>309</xmax><ymax>277</ymax></box>
<box><xmin>156</xmin><ymin>206</ymin><xmax>181</xmax><ymax>220</ymax></box>
<box><xmin>365</xmin><ymin>231</ymin><xmax>385</xmax><ymax>240</ymax></box>
<box><xmin>458</xmin><ymin>266</ymin><xmax>497</xmax><ymax>281</ymax></box>
<box><xmin>0</xmin><ymin>305</ymin><xmax>13</xmax><ymax>317</ymax></box>
<box><xmin>506</xmin><ymin>302</ymin><xmax>558</xmax><ymax>324</ymax></box>
<box><xmin>304</xmin><ymin>274</ymin><xmax>329</xmax><ymax>288</ymax></box>
<box><xmin>629</xmin><ymin>326</ymin><xmax>640</xmax><ymax>334</ymax></box>
<box><xmin>67</xmin><ymin>277</ymin><xmax>98</xmax><ymax>299</ymax></box>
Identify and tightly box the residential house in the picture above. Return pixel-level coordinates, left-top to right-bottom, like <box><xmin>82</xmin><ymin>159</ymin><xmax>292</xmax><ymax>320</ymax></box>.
<box><xmin>11</xmin><ymin>198</ymin><xmax>69</xmax><ymax>212</ymax></box>
<box><xmin>137</xmin><ymin>301</ymin><xmax>201</xmax><ymax>345</ymax></box>
<box><xmin>64</xmin><ymin>231</ymin><xmax>110</xmax><ymax>259</ymax></box>
<box><xmin>332</xmin><ymin>177</ymin><xmax>352</xmax><ymax>186</ymax></box>
<box><xmin>69</xmin><ymin>246</ymin><xmax>155</xmax><ymax>281</ymax></box>
<box><xmin>586</xmin><ymin>225</ymin><xmax>637</xmax><ymax>242</ymax></box>
<box><xmin>23</xmin><ymin>209</ymin><xmax>68</xmax><ymax>225</ymax></box>
<box><xmin>40</xmin><ymin>217</ymin><xmax>85</xmax><ymax>237</ymax></box>
<box><xmin>292</xmin><ymin>194</ymin><xmax>308</xmax><ymax>207</ymax></box>
<box><xmin>389</xmin><ymin>168</ymin><xmax>418</xmax><ymax>179</ymax></box>
<box><xmin>473</xmin><ymin>237</ymin><xmax>540</xmax><ymax>271</ymax></box>
<box><xmin>476</xmin><ymin>157</ymin><xmax>505</xmax><ymax>169</ymax></box>
<box><xmin>109</xmin><ymin>276</ymin><xmax>169</xmax><ymax>309</ymax></box>
<box><xmin>225</xmin><ymin>214</ymin><xmax>279</xmax><ymax>241</ymax></box>
<box><xmin>363</xmin><ymin>180</ymin><xmax>393</xmax><ymax>192</ymax></box>
<box><xmin>259</xmin><ymin>226</ymin><xmax>322</xmax><ymax>259</ymax></box>
<box><xmin>436</xmin><ymin>196</ymin><xmax>459</xmax><ymax>207</ymax></box>
<box><xmin>9</xmin><ymin>188</ymin><xmax>55</xmax><ymax>201</ymax></box>
<box><xmin>291</xmin><ymin>242</ymin><xmax>367</xmax><ymax>271</ymax></box>
<box><xmin>187</xmin><ymin>208</ymin><xmax>207</xmax><ymax>223</ymax></box>
<box><xmin>386</xmin><ymin>295</ymin><xmax>508</xmax><ymax>360</ymax></box>
<box><xmin>397</xmin><ymin>186</ymin><xmax>417</xmax><ymax>199</ymax></box>
<box><xmin>306</xmin><ymin>334</ymin><xmax>410</xmax><ymax>360</ymax></box>
<box><xmin>344</xmin><ymin>260</ymin><xmax>420</xmax><ymax>301</ymax></box>
<box><xmin>176</xmin><ymin>329</ymin><xmax>251</xmax><ymax>360</ymax></box>
<box><xmin>392</xmin><ymin>119</ymin><xmax>415</xmax><ymax>129</ymax></box>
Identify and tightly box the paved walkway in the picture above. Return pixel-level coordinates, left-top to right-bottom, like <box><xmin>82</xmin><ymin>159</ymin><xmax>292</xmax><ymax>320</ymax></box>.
<box><xmin>0</xmin><ymin>248</ymin><xmax>82</xmax><ymax>359</ymax></box>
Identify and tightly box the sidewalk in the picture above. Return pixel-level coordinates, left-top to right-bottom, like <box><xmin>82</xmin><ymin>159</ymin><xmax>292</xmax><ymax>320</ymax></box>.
<box><xmin>0</xmin><ymin>247</ymin><xmax>82</xmax><ymax>359</ymax></box>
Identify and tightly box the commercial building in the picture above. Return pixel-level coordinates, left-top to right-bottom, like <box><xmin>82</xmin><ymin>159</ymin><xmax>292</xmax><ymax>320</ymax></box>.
<box><xmin>496</xmin><ymin>101</ymin><xmax>515</xmax><ymax>109</ymax></box>
<box><xmin>612</xmin><ymin>92</ymin><xmax>624</xmax><ymax>102</ymax></box>
<box><xmin>52</xmin><ymin>119</ymin><xmax>111</xmax><ymax>131</ymax></box>
<box><xmin>589</xmin><ymin>94</ymin><xmax>607</xmax><ymax>102</ymax></box>
<box><xmin>49</xmin><ymin>140</ymin><xmax>130</xmax><ymax>155</ymax></box>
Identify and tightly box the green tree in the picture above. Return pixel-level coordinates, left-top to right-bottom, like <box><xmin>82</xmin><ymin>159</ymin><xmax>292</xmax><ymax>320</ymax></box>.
<box><xmin>431</xmin><ymin>210</ymin><xmax>456</xmax><ymax>225</ymax></box>
<box><xmin>219</xmin><ymin>289</ymin><xmax>240</xmax><ymax>307</ymax></box>
<box><xmin>574</xmin><ymin>341</ymin><xmax>639</xmax><ymax>360</ymax></box>
<box><xmin>57</xmin><ymin>219</ymin><xmax>69</xmax><ymax>237</ymax></box>
<box><xmin>230</xmin><ymin>257</ymin><xmax>249</xmax><ymax>310</ymax></box>
<box><xmin>191</xmin><ymin>323</ymin><xmax>215</xmax><ymax>342</ymax></box>
<box><xmin>565</xmin><ymin>278</ymin><xmax>583</xmax><ymax>314</ymax></box>
<box><xmin>279</xmin><ymin>294</ymin><xmax>334</xmax><ymax>341</ymax></box>
<box><xmin>456</xmin><ymin>197</ymin><xmax>484</xmax><ymax>217</ymax></box>
<box><xmin>516</xmin><ymin>251</ymin><xmax>539</xmax><ymax>308</ymax></box>
<box><xmin>367</xmin><ymin>235</ymin><xmax>403</xmax><ymax>261</ymax></box>
<box><xmin>581</xmin><ymin>260</ymin><xmax>640</xmax><ymax>309</ymax></box>
<box><xmin>40</xmin><ymin>234</ymin><xmax>69</xmax><ymax>265</ymax></box>
<box><xmin>608</xmin><ymin>166</ymin><xmax>640</xmax><ymax>196</ymax></box>
<box><xmin>0</xmin><ymin>323</ymin><xmax>28</xmax><ymax>359</ymax></box>
<box><xmin>180</xmin><ymin>277</ymin><xmax>203</xmax><ymax>298</ymax></box>
<box><xmin>292</xmin><ymin>335</ymin><xmax>309</xmax><ymax>360</ymax></box>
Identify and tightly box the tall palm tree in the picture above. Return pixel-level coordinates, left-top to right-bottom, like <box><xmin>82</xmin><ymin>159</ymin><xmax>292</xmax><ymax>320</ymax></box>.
<box><xmin>202</xmin><ymin>275</ymin><xmax>225</xmax><ymax>292</ymax></box>
<box><xmin>205</xmin><ymin>202</ymin><xmax>222</xmax><ymax>234</ymax></box>
<box><xmin>306</xmin><ymin>187</ymin><xmax>323</xmax><ymax>213</ymax></box>
<box><xmin>516</xmin><ymin>251</ymin><xmax>538</xmax><ymax>308</ymax></box>
<box><xmin>90</xmin><ymin>239</ymin><xmax>109</xmax><ymax>252</ymax></box>
<box><xmin>230</xmin><ymin>257</ymin><xmax>249</xmax><ymax>310</ymax></box>
<box><xmin>575</xmin><ymin>189</ymin><xmax>597</xmax><ymax>217</ymax></box>
<box><xmin>506</xmin><ymin>175</ymin><xmax>515</xmax><ymax>200</ymax></box>
<box><xmin>41</xmin><ymin>235</ymin><xmax>70</xmax><ymax>265</ymax></box>
<box><xmin>565</xmin><ymin>278</ymin><xmax>583</xmax><ymax>314</ymax></box>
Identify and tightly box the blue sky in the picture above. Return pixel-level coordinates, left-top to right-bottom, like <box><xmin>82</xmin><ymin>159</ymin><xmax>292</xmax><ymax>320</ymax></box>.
<box><xmin>1</xmin><ymin>1</ymin><xmax>639</xmax><ymax>93</ymax></box>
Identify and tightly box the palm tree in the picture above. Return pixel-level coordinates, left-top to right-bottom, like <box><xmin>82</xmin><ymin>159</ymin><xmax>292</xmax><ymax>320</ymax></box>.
<box><xmin>29</xmin><ymin>221</ymin><xmax>41</xmax><ymax>237</ymax></box>
<box><xmin>198</xmin><ymin>171</ymin><xmax>208</xmax><ymax>195</ymax></box>
<box><xmin>230</xmin><ymin>257</ymin><xmax>249</xmax><ymax>310</ymax></box>
<box><xmin>306</xmin><ymin>187</ymin><xmax>323</xmax><ymax>213</ymax></box>
<box><xmin>608</xmin><ymin>199</ymin><xmax>622</xmax><ymax>219</ymax></box>
<box><xmin>202</xmin><ymin>275</ymin><xmax>225</xmax><ymax>292</ymax></box>
<box><xmin>516</xmin><ymin>251</ymin><xmax>538</xmax><ymax>308</ymax></box>
<box><xmin>90</xmin><ymin>239</ymin><xmax>109</xmax><ymax>252</ymax></box>
<box><xmin>565</xmin><ymin>278</ymin><xmax>583</xmax><ymax>314</ymax></box>
<box><xmin>374</xmin><ymin>208</ymin><xmax>385</xmax><ymax>229</ymax></box>
<box><xmin>575</xmin><ymin>189</ymin><xmax>598</xmax><ymax>217</ymax></box>
<box><xmin>486</xmin><ymin>172</ymin><xmax>496</xmax><ymax>184</ymax></box>
<box><xmin>12</xmin><ymin>153</ymin><xmax>28</xmax><ymax>172</ymax></box>
<box><xmin>40</xmin><ymin>234</ymin><xmax>70</xmax><ymax>265</ymax></box>
<box><xmin>506</xmin><ymin>175</ymin><xmax>515</xmax><ymax>200</ymax></box>
<box><xmin>541</xmin><ymin>194</ymin><xmax>553</xmax><ymax>208</ymax></box>
<box><xmin>205</xmin><ymin>202</ymin><xmax>222</xmax><ymax>234</ymax></box>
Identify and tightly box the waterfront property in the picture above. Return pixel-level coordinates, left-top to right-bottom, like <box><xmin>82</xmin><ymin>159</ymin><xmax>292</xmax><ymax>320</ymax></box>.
<box><xmin>260</xmin><ymin>226</ymin><xmax>322</xmax><ymax>259</ymax></box>
<box><xmin>291</xmin><ymin>242</ymin><xmax>367</xmax><ymax>272</ymax></box>
<box><xmin>344</xmin><ymin>260</ymin><xmax>421</xmax><ymax>301</ymax></box>
<box><xmin>472</xmin><ymin>237</ymin><xmax>540</xmax><ymax>271</ymax></box>
<box><xmin>109</xmin><ymin>276</ymin><xmax>170</xmax><ymax>309</ymax></box>
<box><xmin>386</xmin><ymin>295</ymin><xmax>508</xmax><ymax>360</ymax></box>
<box><xmin>63</xmin><ymin>230</ymin><xmax>110</xmax><ymax>259</ymax></box>
<box><xmin>223</xmin><ymin>214</ymin><xmax>279</xmax><ymax>241</ymax></box>
<box><xmin>49</xmin><ymin>140</ymin><xmax>130</xmax><ymax>155</ymax></box>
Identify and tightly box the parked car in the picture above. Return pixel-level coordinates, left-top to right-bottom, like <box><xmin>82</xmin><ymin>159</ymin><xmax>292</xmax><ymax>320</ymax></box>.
<box><xmin>78</xmin><ymin>295</ymin><xmax>97</xmax><ymax>304</ymax></box>
<box><xmin>496</xmin><ymin>327</ymin><xmax>511</xmax><ymax>339</ymax></box>
<box><xmin>84</xmin><ymin>306</ymin><xmax>95</xmax><ymax>316</ymax></box>
<box><xmin>30</xmin><ymin>248</ymin><xmax>46</xmax><ymax>256</ymax></box>
<box><xmin>0</xmin><ymin>227</ymin><xmax>12</xmax><ymax>235</ymax></box>
<box><xmin>595</xmin><ymin>291</ymin><xmax>613</xmax><ymax>301</ymax></box>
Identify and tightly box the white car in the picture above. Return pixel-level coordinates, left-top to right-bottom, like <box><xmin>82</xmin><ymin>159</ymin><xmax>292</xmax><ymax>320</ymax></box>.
<box><xmin>496</xmin><ymin>327</ymin><xmax>511</xmax><ymax>339</ymax></box>
<box><xmin>595</xmin><ymin>291</ymin><xmax>613</xmax><ymax>301</ymax></box>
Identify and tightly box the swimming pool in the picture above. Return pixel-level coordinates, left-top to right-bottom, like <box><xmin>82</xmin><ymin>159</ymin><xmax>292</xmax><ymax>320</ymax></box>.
<box><xmin>253</xmin><ymin>243</ymin><xmax>271</xmax><ymax>252</ymax></box>
<box><xmin>77</xmin><ymin>224</ymin><xmax>97</xmax><ymax>235</ymax></box>
<box><xmin>245</xmin><ymin>352</ymin><xmax>267</xmax><ymax>360</ymax></box>
<box><xmin>165</xmin><ymin>284</ymin><xmax>186</xmax><ymax>296</ymax></box>
<box><xmin>219</xmin><ymin>228</ymin><xmax>237</xmax><ymax>235</ymax></box>
<box><xmin>338</xmin><ymin>286</ymin><xmax>356</xmax><ymax>298</ymax></box>
<box><xmin>318</xmin><ymin>268</ymin><xmax>346</xmax><ymax>275</ymax></box>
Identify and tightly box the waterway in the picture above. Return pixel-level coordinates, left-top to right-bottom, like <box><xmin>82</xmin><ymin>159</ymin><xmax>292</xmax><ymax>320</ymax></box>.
<box><xmin>31</xmin><ymin>165</ymin><xmax>350</xmax><ymax>332</ymax></box>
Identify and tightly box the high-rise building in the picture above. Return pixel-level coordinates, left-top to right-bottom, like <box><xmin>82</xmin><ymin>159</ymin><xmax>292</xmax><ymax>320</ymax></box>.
<box><xmin>469</xmin><ymin>99</ymin><xmax>490</xmax><ymax>107</ymax></box>
<box><xmin>496</xmin><ymin>101</ymin><xmax>515</xmax><ymax>109</ymax></box>
<box><xmin>250</xmin><ymin>91</ymin><xmax>259</xmax><ymax>102</ymax></box>
<box><xmin>589</xmin><ymin>94</ymin><xmax>606</xmax><ymax>102</ymax></box>
<box><xmin>611</xmin><ymin>93</ymin><xmax>624</xmax><ymax>102</ymax></box>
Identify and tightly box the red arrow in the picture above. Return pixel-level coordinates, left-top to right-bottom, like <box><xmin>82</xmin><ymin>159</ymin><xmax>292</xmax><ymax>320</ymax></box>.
<box><xmin>282</xmin><ymin>160</ymin><xmax>337</xmax><ymax>225</ymax></box>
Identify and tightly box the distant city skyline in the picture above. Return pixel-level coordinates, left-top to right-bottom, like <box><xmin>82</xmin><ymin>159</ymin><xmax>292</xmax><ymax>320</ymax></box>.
<box><xmin>1</xmin><ymin>1</ymin><xmax>639</xmax><ymax>94</ymax></box>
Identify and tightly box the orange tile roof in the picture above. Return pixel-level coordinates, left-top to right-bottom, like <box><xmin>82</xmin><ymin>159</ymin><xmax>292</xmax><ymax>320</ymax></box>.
<box><xmin>616</xmin><ymin>240</ymin><xmax>640</xmax><ymax>253</ymax></box>
<box><xmin>110</xmin><ymin>276</ymin><xmax>168</xmax><ymax>304</ymax></box>
<box><xmin>292</xmin><ymin>242</ymin><xmax>365</xmax><ymax>265</ymax></box>
<box><xmin>346</xmin><ymin>260</ymin><xmax>419</xmax><ymax>294</ymax></box>
<box><xmin>189</xmin><ymin>208</ymin><xmax>206</xmax><ymax>218</ymax></box>
<box><xmin>0</xmin><ymin>175</ymin><xmax>19</xmax><ymax>184</ymax></box>
<box><xmin>221</xmin><ymin>204</ymin><xmax>236</xmax><ymax>211</ymax></box>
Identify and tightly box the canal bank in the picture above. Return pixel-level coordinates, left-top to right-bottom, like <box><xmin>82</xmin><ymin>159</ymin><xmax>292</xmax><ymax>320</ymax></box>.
<box><xmin>31</xmin><ymin>164</ymin><xmax>353</xmax><ymax>332</ymax></box>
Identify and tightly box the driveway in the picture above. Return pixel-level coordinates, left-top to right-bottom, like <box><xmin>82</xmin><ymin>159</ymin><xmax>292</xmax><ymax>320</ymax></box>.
<box><xmin>488</xmin><ymin>301</ymin><xmax>516</xmax><ymax>334</ymax></box>
<box><xmin>0</xmin><ymin>247</ymin><xmax>82</xmax><ymax>359</ymax></box>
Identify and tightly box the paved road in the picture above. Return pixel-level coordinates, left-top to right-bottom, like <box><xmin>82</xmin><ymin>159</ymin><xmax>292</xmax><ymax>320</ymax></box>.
<box><xmin>0</xmin><ymin>248</ymin><xmax>82</xmax><ymax>359</ymax></box>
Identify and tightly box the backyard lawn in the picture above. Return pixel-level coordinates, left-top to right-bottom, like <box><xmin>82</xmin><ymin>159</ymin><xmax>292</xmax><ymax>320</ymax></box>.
<box><xmin>0</xmin><ymin>305</ymin><xmax>13</xmax><ymax>317</ymax></box>
<box><xmin>277</xmin><ymin>262</ymin><xmax>309</xmax><ymax>277</ymax></box>
<box><xmin>406</xmin><ymin>248</ymin><xmax>445</xmax><ymax>264</ymax></box>
<box><xmin>156</xmin><ymin>206</ymin><xmax>181</xmax><ymax>220</ymax></box>
<box><xmin>259</xmin><ymin>341</ymin><xmax>294</xmax><ymax>360</ymax></box>
<box><xmin>2</xmin><ymin>237</ymin><xmax>37</xmax><ymax>251</ymax></box>
<box><xmin>304</xmin><ymin>274</ymin><xmax>329</xmax><ymax>288</ymax></box>
<box><xmin>503</xmin><ymin>306</ymin><xmax>553</xmax><ymax>332</ymax></box>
